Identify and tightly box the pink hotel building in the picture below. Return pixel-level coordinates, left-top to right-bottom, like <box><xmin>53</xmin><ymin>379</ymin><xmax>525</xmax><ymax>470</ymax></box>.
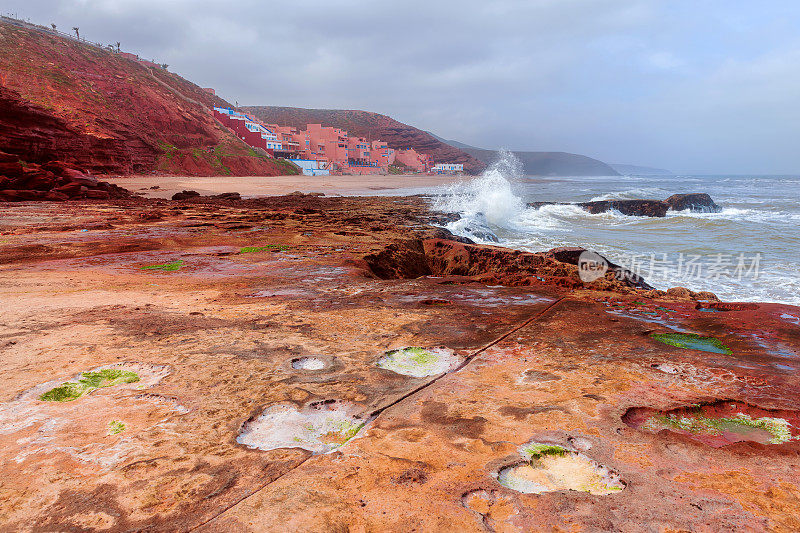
<box><xmin>213</xmin><ymin>107</ymin><xmax>445</xmax><ymax>175</ymax></box>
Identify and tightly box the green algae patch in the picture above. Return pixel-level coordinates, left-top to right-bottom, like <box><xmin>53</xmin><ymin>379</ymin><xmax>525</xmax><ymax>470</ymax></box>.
<box><xmin>376</xmin><ymin>347</ymin><xmax>459</xmax><ymax>378</ymax></box>
<box><xmin>240</xmin><ymin>245</ymin><xmax>287</xmax><ymax>253</ymax></box>
<box><xmin>140</xmin><ymin>260</ymin><xmax>184</xmax><ymax>271</ymax></box>
<box><xmin>499</xmin><ymin>441</ymin><xmax>625</xmax><ymax>495</ymax></box>
<box><xmin>40</xmin><ymin>369</ymin><xmax>141</xmax><ymax>402</ymax></box>
<box><xmin>623</xmin><ymin>402</ymin><xmax>800</xmax><ymax>447</ymax></box>
<box><xmin>521</xmin><ymin>443</ymin><xmax>568</xmax><ymax>461</ymax></box>
<box><xmin>108</xmin><ymin>420</ymin><xmax>126</xmax><ymax>435</ymax></box>
<box><xmin>650</xmin><ymin>332</ymin><xmax>732</xmax><ymax>354</ymax></box>
<box><xmin>642</xmin><ymin>412</ymin><xmax>796</xmax><ymax>444</ymax></box>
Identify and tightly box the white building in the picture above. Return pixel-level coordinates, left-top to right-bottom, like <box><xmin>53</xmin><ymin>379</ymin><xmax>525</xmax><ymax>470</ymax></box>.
<box><xmin>287</xmin><ymin>159</ymin><xmax>331</xmax><ymax>176</ymax></box>
<box><xmin>431</xmin><ymin>163</ymin><xmax>464</xmax><ymax>174</ymax></box>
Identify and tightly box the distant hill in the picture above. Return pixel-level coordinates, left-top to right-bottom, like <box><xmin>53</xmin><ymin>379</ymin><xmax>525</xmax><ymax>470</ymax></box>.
<box><xmin>610</xmin><ymin>164</ymin><xmax>673</xmax><ymax>176</ymax></box>
<box><xmin>427</xmin><ymin>133</ymin><xmax>619</xmax><ymax>176</ymax></box>
<box><xmin>0</xmin><ymin>18</ymin><xmax>293</xmax><ymax>176</ymax></box>
<box><xmin>466</xmin><ymin>148</ymin><xmax>620</xmax><ymax>176</ymax></box>
<box><xmin>242</xmin><ymin>106</ymin><xmax>486</xmax><ymax>175</ymax></box>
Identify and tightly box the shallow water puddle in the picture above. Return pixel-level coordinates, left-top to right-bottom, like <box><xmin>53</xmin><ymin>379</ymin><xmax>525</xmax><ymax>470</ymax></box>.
<box><xmin>291</xmin><ymin>357</ymin><xmax>327</xmax><ymax>371</ymax></box>
<box><xmin>497</xmin><ymin>442</ymin><xmax>624</xmax><ymax>495</ymax></box>
<box><xmin>237</xmin><ymin>400</ymin><xmax>370</xmax><ymax>454</ymax></box>
<box><xmin>650</xmin><ymin>332</ymin><xmax>732</xmax><ymax>354</ymax></box>
<box><xmin>623</xmin><ymin>401</ymin><xmax>800</xmax><ymax>447</ymax></box>
<box><xmin>376</xmin><ymin>347</ymin><xmax>460</xmax><ymax>377</ymax></box>
<box><xmin>780</xmin><ymin>313</ymin><xmax>800</xmax><ymax>326</ymax></box>
<box><xmin>603</xmin><ymin>301</ymin><xmax>689</xmax><ymax>331</ymax></box>
<box><xmin>248</xmin><ymin>287</ymin><xmax>316</xmax><ymax>299</ymax></box>
<box><xmin>398</xmin><ymin>289</ymin><xmax>552</xmax><ymax>308</ymax></box>
<box><xmin>749</xmin><ymin>333</ymin><xmax>798</xmax><ymax>359</ymax></box>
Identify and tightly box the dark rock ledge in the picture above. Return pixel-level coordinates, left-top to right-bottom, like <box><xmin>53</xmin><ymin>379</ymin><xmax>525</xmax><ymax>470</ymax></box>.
<box><xmin>527</xmin><ymin>193</ymin><xmax>720</xmax><ymax>217</ymax></box>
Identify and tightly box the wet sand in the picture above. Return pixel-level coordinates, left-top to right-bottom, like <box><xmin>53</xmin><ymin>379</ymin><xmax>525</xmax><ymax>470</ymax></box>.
<box><xmin>106</xmin><ymin>173</ymin><xmax>466</xmax><ymax>198</ymax></box>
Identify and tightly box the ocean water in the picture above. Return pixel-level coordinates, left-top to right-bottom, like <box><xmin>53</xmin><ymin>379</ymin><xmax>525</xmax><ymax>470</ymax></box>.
<box><xmin>429</xmin><ymin>152</ymin><xmax>800</xmax><ymax>306</ymax></box>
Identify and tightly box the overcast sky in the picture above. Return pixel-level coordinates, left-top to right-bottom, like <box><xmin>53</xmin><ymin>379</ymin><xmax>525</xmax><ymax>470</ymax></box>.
<box><xmin>5</xmin><ymin>1</ymin><xmax>800</xmax><ymax>173</ymax></box>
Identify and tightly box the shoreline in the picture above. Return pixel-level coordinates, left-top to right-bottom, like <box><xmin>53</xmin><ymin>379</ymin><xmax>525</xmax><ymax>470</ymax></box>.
<box><xmin>105</xmin><ymin>173</ymin><xmax>468</xmax><ymax>199</ymax></box>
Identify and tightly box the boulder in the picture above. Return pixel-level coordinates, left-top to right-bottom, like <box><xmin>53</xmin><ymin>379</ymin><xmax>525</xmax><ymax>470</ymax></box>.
<box><xmin>172</xmin><ymin>190</ymin><xmax>201</xmax><ymax>201</ymax></box>
<box><xmin>665</xmin><ymin>193</ymin><xmax>720</xmax><ymax>212</ymax></box>
<box><xmin>578</xmin><ymin>200</ymin><xmax>669</xmax><ymax>217</ymax></box>
<box><xmin>44</xmin><ymin>191</ymin><xmax>70</xmax><ymax>201</ymax></box>
<box><xmin>0</xmin><ymin>161</ymin><xmax>25</xmax><ymax>178</ymax></box>
<box><xmin>210</xmin><ymin>192</ymin><xmax>242</xmax><ymax>201</ymax></box>
<box><xmin>547</xmin><ymin>246</ymin><xmax>654</xmax><ymax>290</ymax></box>
<box><xmin>666</xmin><ymin>287</ymin><xmax>692</xmax><ymax>299</ymax></box>
<box><xmin>54</xmin><ymin>182</ymin><xmax>84</xmax><ymax>196</ymax></box>
<box><xmin>18</xmin><ymin>173</ymin><xmax>57</xmax><ymax>191</ymax></box>
<box><xmin>0</xmin><ymin>189</ymin><xmax>45</xmax><ymax>201</ymax></box>
<box><xmin>60</xmin><ymin>168</ymin><xmax>99</xmax><ymax>187</ymax></box>
<box><xmin>41</xmin><ymin>161</ymin><xmax>88</xmax><ymax>175</ymax></box>
<box><xmin>85</xmin><ymin>190</ymin><xmax>111</xmax><ymax>199</ymax></box>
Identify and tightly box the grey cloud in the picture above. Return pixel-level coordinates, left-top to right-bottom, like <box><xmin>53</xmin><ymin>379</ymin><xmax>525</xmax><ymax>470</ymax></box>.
<box><xmin>4</xmin><ymin>0</ymin><xmax>800</xmax><ymax>173</ymax></box>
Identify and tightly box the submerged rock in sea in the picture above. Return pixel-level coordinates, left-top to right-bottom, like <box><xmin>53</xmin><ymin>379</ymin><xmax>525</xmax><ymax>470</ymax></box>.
<box><xmin>578</xmin><ymin>199</ymin><xmax>669</xmax><ymax>217</ymax></box>
<box><xmin>526</xmin><ymin>192</ymin><xmax>720</xmax><ymax>217</ymax></box>
<box><xmin>665</xmin><ymin>193</ymin><xmax>720</xmax><ymax>212</ymax></box>
<box><xmin>442</xmin><ymin>212</ymin><xmax>499</xmax><ymax>242</ymax></box>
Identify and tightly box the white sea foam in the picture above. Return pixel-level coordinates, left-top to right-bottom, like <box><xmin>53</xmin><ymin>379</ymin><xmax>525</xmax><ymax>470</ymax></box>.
<box><xmin>429</xmin><ymin>168</ymin><xmax>800</xmax><ymax>306</ymax></box>
<box><xmin>589</xmin><ymin>187</ymin><xmax>668</xmax><ymax>201</ymax></box>
<box><xmin>433</xmin><ymin>150</ymin><xmax>525</xmax><ymax>235</ymax></box>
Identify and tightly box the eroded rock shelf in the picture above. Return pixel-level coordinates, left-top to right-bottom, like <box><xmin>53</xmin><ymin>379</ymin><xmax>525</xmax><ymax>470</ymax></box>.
<box><xmin>0</xmin><ymin>194</ymin><xmax>798</xmax><ymax>532</ymax></box>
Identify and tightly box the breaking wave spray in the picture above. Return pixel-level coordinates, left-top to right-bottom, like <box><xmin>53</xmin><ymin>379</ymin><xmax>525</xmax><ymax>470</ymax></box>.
<box><xmin>432</xmin><ymin>149</ymin><xmax>526</xmax><ymax>241</ymax></box>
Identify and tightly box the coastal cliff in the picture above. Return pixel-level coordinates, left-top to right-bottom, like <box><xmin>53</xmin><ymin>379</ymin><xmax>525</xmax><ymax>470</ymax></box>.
<box><xmin>0</xmin><ymin>20</ymin><xmax>291</xmax><ymax>176</ymax></box>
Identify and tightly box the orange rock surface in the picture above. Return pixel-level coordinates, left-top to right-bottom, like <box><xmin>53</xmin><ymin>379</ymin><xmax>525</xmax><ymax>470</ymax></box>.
<box><xmin>0</xmin><ymin>194</ymin><xmax>798</xmax><ymax>531</ymax></box>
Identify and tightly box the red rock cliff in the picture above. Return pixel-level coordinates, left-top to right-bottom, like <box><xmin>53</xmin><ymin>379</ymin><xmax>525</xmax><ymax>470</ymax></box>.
<box><xmin>0</xmin><ymin>21</ymin><xmax>293</xmax><ymax>177</ymax></box>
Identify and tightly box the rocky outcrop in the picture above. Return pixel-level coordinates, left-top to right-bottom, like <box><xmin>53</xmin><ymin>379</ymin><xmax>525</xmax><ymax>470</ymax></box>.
<box><xmin>665</xmin><ymin>193</ymin><xmax>720</xmax><ymax>212</ymax></box>
<box><xmin>364</xmin><ymin>239</ymin><xmax>655</xmax><ymax>292</ymax></box>
<box><xmin>171</xmin><ymin>190</ymin><xmax>201</xmax><ymax>201</ymax></box>
<box><xmin>528</xmin><ymin>193</ymin><xmax>720</xmax><ymax>217</ymax></box>
<box><xmin>0</xmin><ymin>151</ymin><xmax>131</xmax><ymax>201</ymax></box>
<box><xmin>242</xmin><ymin>106</ymin><xmax>486</xmax><ymax>175</ymax></box>
<box><xmin>579</xmin><ymin>199</ymin><xmax>668</xmax><ymax>217</ymax></box>
<box><xmin>171</xmin><ymin>190</ymin><xmax>242</xmax><ymax>201</ymax></box>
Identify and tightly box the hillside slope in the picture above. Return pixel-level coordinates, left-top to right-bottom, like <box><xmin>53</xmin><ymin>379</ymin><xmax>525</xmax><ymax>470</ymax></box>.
<box><xmin>464</xmin><ymin>148</ymin><xmax>620</xmax><ymax>176</ymax></box>
<box><xmin>0</xmin><ymin>20</ymin><xmax>293</xmax><ymax>176</ymax></box>
<box><xmin>427</xmin><ymin>133</ymin><xmax>619</xmax><ymax>176</ymax></box>
<box><xmin>610</xmin><ymin>163</ymin><xmax>673</xmax><ymax>176</ymax></box>
<box><xmin>242</xmin><ymin>106</ymin><xmax>486</xmax><ymax>175</ymax></box>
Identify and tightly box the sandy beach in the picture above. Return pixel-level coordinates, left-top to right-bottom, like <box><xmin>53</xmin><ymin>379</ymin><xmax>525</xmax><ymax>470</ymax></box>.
<box><xmin>106</xmin><ymin>173</ymin><xmax>466</xmax><ymax>198</ymax></box>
